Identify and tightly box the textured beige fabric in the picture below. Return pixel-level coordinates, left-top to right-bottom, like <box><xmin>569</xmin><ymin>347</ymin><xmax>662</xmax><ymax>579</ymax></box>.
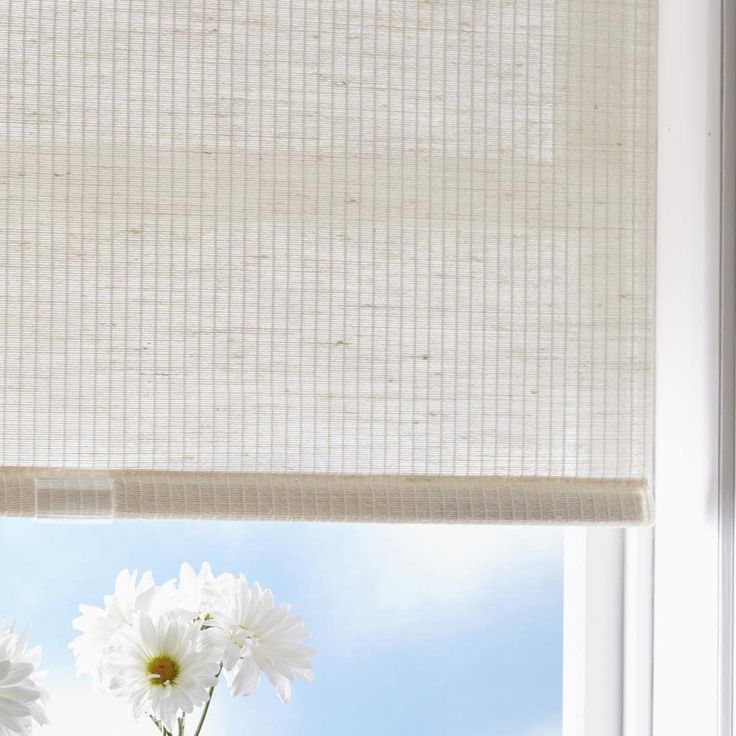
<box><xmin>0</xmin><ymin>0</ymin><xmax>656</xmax><ymax>524</ymax></box>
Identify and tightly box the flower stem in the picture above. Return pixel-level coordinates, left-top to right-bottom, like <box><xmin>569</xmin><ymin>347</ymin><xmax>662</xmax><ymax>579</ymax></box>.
<box><xmin>193</xmin><ymin>665</ymin><xmax>223</xmax><ymax>736</ymax></box>
<box><xmin>149</xmin><ymin>716</ymin><xmax>172</xmax><ymax>736</ymax></box>
<box><xmin>178</xmin><ymin>716</ymin><xmax>184</xmax><ymax>736</ymax></box>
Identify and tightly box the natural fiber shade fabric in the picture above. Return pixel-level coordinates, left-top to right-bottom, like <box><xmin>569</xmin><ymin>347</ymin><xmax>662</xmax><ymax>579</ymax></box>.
<box><xmin>0</xmin><ymin>0</ymin><xmax>655</xmax><ymax>524</ymax></box>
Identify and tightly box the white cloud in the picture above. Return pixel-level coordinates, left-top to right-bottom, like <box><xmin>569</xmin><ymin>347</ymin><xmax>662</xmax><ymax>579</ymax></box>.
<box><xmin>306</xmin><ymin>524</ymin><xmax>563</xmax><ymax>651</ymax></box>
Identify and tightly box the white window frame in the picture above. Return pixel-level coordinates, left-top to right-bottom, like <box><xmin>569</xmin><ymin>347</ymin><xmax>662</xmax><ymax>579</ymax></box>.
<box><xmin>563</xmin><ymin>0</ymin><xmax>734</xmax><ymax>734</ymax></box>
<box><xmin>652</xmin><ymin>0</ymin><xmax>732</xmax><ymax>730</ymax></box>
<box><xmin>563</xmin><ymin>528</ymin><xmax>653</xmax><ymax>736</ymax></box>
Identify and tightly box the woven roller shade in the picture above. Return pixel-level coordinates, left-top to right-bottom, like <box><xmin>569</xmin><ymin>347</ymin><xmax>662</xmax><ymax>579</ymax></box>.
<box><xmin>0</xmin><ymin>0</ymin><xmax>655</xmax><ymax>524</ymax></box>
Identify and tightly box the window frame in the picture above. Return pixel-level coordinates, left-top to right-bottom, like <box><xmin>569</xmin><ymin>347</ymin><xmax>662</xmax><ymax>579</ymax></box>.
<box><xmin>563</xmin><ymin>528</ymin><xmax>653</xmax><ymax>736</ymax></box>
<box><xmin>652</xmin><ymin>0</ymin><xmax>731</xmax><ymax>732</ymax></box>
<box><xmin>564</xmin><ymin>1</ymin><xmax>734</xmax><ymax>734</ymax></box>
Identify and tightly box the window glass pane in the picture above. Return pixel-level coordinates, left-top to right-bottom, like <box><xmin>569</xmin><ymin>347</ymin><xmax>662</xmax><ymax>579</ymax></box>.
<box><xmin>0</xmin><ymin>520</ymin><xmax>563</xmax><ymax>735</ymax></box>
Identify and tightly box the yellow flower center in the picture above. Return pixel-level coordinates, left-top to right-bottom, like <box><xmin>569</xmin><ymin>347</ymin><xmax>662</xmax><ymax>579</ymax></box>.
<box><xmin>146</xmin><ymin>655</ymin><xmax>180</xmax><ymax>686</ymax></box>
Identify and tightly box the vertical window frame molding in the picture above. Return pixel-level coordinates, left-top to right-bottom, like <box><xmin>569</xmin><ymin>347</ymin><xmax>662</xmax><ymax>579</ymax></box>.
<box><xmin>653</xmin><ymin>0</ymin><xmax>727</xmax><ymax>733</ymax></box>
<box><xmin>721</xmin><ymin>0</ymin><xmax>736</xmax><ymax>730</ymax></box>
<box><xmin>562</xmin><ymin>527</ymin><xmax>653</xmax><ymax>736</ymax></box>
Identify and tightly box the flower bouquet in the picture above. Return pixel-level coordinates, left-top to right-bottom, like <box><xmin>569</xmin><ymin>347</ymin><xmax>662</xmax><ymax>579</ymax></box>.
<box><xmin>70</xmin><ymin>564</ymin><xmax>314</xmax><ymax>735</ymax></box>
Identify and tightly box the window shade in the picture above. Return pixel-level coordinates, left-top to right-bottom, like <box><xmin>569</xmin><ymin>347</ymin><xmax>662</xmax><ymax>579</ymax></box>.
<box><xmin>0</xmin><ymin>0</ymin><xmax>655</xmax><ymax>524</ymax></box>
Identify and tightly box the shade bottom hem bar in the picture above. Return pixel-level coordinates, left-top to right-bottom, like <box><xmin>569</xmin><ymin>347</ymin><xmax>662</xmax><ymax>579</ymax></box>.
<box><xmin>0</xmin><ymin>467</ymin><xmax>654</xmax><ymax>525</ymax></box>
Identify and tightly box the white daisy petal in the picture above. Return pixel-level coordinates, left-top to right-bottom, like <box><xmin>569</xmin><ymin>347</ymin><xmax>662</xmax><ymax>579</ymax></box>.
<box><xmin>172</xmin><ymin>562</ymin><xmax>218</xmax><ymax>623</ymax></box>
<box><xmin>1</xmin><ymin>666</ymin><xmax>34</xmax><ymax>689</ymax></box>
<box><xmin>0</xmin><ymin>621</ymin><xmax>48</xmax><ymax>736</ymax></box>
<box><xmin>226</xmin><ymin>656</ymin><xmax>260</xmax><ymax>698</ymax></box>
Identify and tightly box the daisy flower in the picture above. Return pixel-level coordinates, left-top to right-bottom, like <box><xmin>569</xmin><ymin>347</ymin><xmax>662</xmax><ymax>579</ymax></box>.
<box><xmin>0</xmin><ymin>621</ymin><xmax>48</xmax><ymax>736</ymax></box>
<box><xmin>70</xmin><ymin>569</ymin><xmax>175</xmax><ymax>688</ymax></box>
<box><xmin>108</xmin><ymin>613</ymin><xmax>221</xmax><ymax>733</ymax></box>
<box><xmin>214</xmin><ymin>576</ymin><xmax>314</xmax><ymax>703</ymax></box>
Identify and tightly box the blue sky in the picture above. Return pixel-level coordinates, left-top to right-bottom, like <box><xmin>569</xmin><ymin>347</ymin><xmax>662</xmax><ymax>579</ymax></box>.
<box><xmin>0</xmin><ymin>519</ymin><xmax>563</xmax><ymax>735</ymax></box>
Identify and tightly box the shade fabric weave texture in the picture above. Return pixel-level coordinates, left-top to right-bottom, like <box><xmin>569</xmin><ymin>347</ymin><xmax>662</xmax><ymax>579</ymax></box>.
<box><xmin>0</xmin><ymin>0</ymin><xmax>656</xmax><ymax>523</ymax></box>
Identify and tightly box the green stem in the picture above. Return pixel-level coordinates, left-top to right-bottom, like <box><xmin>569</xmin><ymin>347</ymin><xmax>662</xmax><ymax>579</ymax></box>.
<box><xmin>149</xmin><ymin>716</ymin><xmax>172</xmax><ymax>736</ymax></box>
<box><xmin>178</xmin><ymin>715</ymin><xmax>185</xmax><ymax>736</ymax></box>
<box><xmin>193</xmin><ymin>665</ymin><xmax>223</xmax><ymax>736</ymax></box>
